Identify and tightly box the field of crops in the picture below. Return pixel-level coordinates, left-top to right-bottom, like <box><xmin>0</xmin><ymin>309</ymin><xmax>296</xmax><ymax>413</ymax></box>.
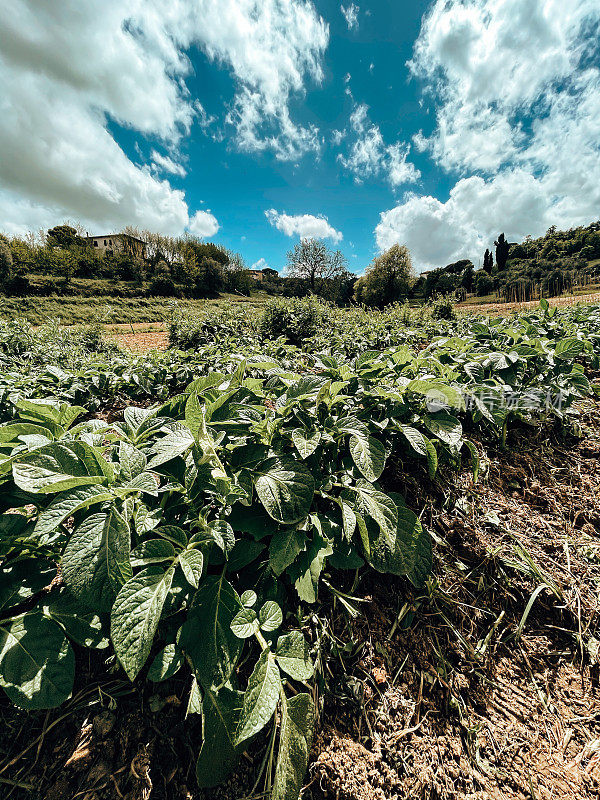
<box><xmin>1</xmin><ymin>297</ymin><xmax>600</xmax><ymax>800</ymax></box>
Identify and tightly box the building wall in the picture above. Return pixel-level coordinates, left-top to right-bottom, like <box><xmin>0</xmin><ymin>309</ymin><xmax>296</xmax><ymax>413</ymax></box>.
<box><xmin>87</xmin><ymin>235</ymin><xmax>145</xmax><ymax>258</ymax></box>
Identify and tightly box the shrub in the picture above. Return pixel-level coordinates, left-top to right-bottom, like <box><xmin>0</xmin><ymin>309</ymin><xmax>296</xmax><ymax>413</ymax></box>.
<box><xmin>3</xmin><ymin>273</ymin><xmax>30</xmax><ymax>296</ymax></box>
<box><xmin>428</xmin><ymin>295</ymin><xmax>456</xmax><ymax>320</ymax></box>
<box><xmin>259</xmin><ymin>297</ymin><xmax>328</xmax><ymax>345</ymax></box>
<box><xmin>148</xmin><ymin>275</ymin><xmax>179</xmax><ymax>297</ymax></box>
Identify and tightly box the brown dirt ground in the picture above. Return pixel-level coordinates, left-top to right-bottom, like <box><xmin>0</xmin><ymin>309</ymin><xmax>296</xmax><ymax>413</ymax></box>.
<box><xmin>1</xmin><ymin>403</ymin><xmax>599</xmax><ymax>800</ymax></box>
<box><xmin>459</xmin><ymin>291</ymin><xmax>600</xmax><ymax>315</ymax></box>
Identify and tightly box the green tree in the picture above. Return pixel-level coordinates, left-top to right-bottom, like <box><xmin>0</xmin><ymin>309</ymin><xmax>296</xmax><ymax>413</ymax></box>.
<box><xmin>47</xmin><ymin>225</ymin><xmax>86</xmax><ymax>249</ymax></box>
<box><xmin>285</xmin><ymin>238</ymin><xmax>347</xmax><ymax>292</ymax></box>
<box><xmin>0</xmin><ymin>241</ymin><xmax>13</xmax><ymax>285</ymax></box>
<box><xmin>494</xmin><ymin>233</ymin><xmax>510</xmax><ymax>271</ymax></box>
<box><xmin>461</xmin><ymin>262</ymin><xmax>475</xmax><ymax>292</ymax></box>
<box><xmin>354</xmin><ymin>244</ymin><xmax>414</xmax><ymax>307</ymax></box>
<box><xmin>475</xmin><ymin>270</ymin><xmax>494</xmax><ymax>296</ymax></box>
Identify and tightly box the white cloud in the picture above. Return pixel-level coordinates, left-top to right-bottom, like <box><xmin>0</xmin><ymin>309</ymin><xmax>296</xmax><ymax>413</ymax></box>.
<box><xmin>251</xmin><ymin>258</ymin><xmax>269</xmax><ymax>270</ymax></box>
<box><xmin>341</xmin><ymin>4</ymin><xmax>359</xmax><ymax>31</ymax></box>
<box><xmin>188</xmin><ymin>210</ymin><xmax>219</xmax><ymax>237</ymax></box>
<box><xmin>377</xmin><ymin>170</ymin><xmax>557</xmax><ymax>272</ymax></box>
<box><xmin>338</xmin><ymin>104</ymin><xmax>420</xmax><ymax>187</ymax></box>
<box><xmin>0</xmin><ymin>0</ymin><xmax>330</xmax><ymax>236</ymax></box>
<box><xmin>265</xmin><ymin>209</ymin><xmax>343</xmax><ymax>242</ymax></box>
<box><xmin>409</xmin><ymin>0</ymin><xmax>600</xmax><ymax>174</ymax></box>
<box><xmin>151</xmin><ymin>151</ymin><xmax>187</xmax><ymax>178</ymax></box>
<box><xmin>378</xmin><ymin>0</ymin><xmax>600</xmax><ymax>271</ymax></box>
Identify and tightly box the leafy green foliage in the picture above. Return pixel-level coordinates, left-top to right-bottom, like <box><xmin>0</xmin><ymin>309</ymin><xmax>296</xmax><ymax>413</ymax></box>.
<box><xmin>0</xmin><ymin>299</ymin><xmax>599</xmax><ymax>798</ymax></box>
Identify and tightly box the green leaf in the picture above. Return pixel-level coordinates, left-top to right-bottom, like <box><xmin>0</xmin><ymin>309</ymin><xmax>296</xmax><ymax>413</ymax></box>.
<box><xmin>230</xmin><ymin>608</ymin><xmax>259</xmax><ymax>639</ymax></box>
<box><xmin>259</xmin><ymin>600</ymin><xmax>282</xmax><ymax>632</ymax></box>
<box><xmin>273</xmin><ymin>693</ymin><xmax>315</xmax><ymax>800</ymax></box>
<box><xmin>367</xmin><ymin>493</ymin><xmax>432</xmax><ymax>587</ymax></box>
<box><xmin>12</xmin><ymin>442</ymin><xmax>108</xmax><ymax>495</ymax></box>
<box><xmin>399</xmin><ymin>425</ymin><xmax>428</xmax><ymax>457</ymax></box>
<box><xmin>110</xmin><ymin>566</ymin><xmax>175</xmax><ymax>681</ymax></box>
<box><xmin>118</xmin><ymin>441</ymin><xmax>147</xmax><ymax>482</ymax></box>
<box><xmin>345</xmin><ymin>480</ymin><xmax>397</xmax><ymax>540</ymax></box>
<box><xmin>179</xmin><ymin>574</ymin><xmax>242</xmax><ymax>690</ymax></box>
<box><xmin>269</xmin><ymin>528</ymin><xmax>307</xmax><ymax>577</ymax></box>
<box><xmin>291</xmin><ymin>429</ymin><xmax>321</xmax><ymax>459</ymax></box>
<box><xmin>131</xmin><ymin>538</ymin><xmax>176</xmax><ymax>566</ymax></box>
<box><xmin>555</xmin><ymin>337</ymin><xmax>585</xmax><ymax>360</ymax></box>
<box><xmin>179</xmin><ymin>549</ymin><xmax>204</xmax><ymax>588</ymax></box>
<box><xmin>34</xmin><ymin>486</ymin><xmax>114</xmax><ymax>540</ymax></box>
<box><xmin>424</xmin><ymin>437</ymin><xmax>438</xmax><ymax>478</ymax></box>
<box><xmin>147</xmin><ymin>428</ymin><xmax>194</xmax><ymax>469</ymax></box>
<box><xmin>348</xmin><ymin>435</ymin><xmax>386</xmax><ymax>482</ymax></box>
<box><xmin>0</xmin><ymin>558</ymin><xmax>56</xmax><ymax>612</ymax></box>
<box><xmin>45</xmin><ymin>592</ymin><xmax>109</xmax><ymax>649</ymax></box>
<box><xmin>340</xmin><ymin>501</ymin><xmax>356</xmax><ymax>541</ymax></box>
<box><xmin>276</xmin><ymin>631</ymin><xmax>314</xmax><ymax>681</ymax></box>
<box><xmin>0</xmin><ymin>614</ymin><xmax>75</xmax><ymax>709</ymax></box>
<box><xmin>254</xmin><ymin>457</ymin><xmax>314</xmax><ymax>525</ymax></box>
<box><xmin>196</xmin><ymin>687</ymin><xmax>244</xmax><ymax>788</ymax></box>
<box><xmin>147</xmin><ymin>644</ymin><xmax>183</xmax><ymax>682</ymax></box>
<box><xmin>241</xmin><ymin>590</ymin><xmax>257</xmax><ymax>608</ymax></box>
<box><xmin>423</xmin><ymin>411</ymin><xmax>462</xmax><ymax>449</ymax></box>
<box><xmin>62</xmin><ymin>509</ymin><xmax>132</xmax><ymax>612</ymax></box>
<box><xmin>235</xmin><ymin>648</ymin><xmax>280</xmax><ymax>747</ymax></box>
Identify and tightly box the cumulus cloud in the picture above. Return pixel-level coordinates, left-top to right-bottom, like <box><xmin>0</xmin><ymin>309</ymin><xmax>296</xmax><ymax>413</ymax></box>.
<box><xmin>188</xmin><ymin>210</ymin><xmax>219</xmax><ymax>237</ymax></box>
<box><xmin>338</xmin><ymin>104</ymin><xmax>420</xmax><ymax>187</ymax></box>
<box><xmin>341</xmin><ymin>4</ymin><xmax>359</xmax><ymax>31</ymax></box>
<box><xmin>376</xmin><ymin>170</ymin><xmax>549</xmax><ymax>271</ymax></box>
<box><xmin>0</xmin><ymin>0</ymin><xmax>329</xmax><ymax>235</ymax></box>
<box><xmin>378</xmin><ymin>0</ymin><xmax>600</xmax><ymax>270</ymax></box>
<box><xmin>265</xmin><ymin>209</ymin><xmax>343</xmax><ymax>242</ymax></box>
<box><xmin>251</xmin><ymin>258</ymin><xmax>269</xmax><ymax>270</ymax></box>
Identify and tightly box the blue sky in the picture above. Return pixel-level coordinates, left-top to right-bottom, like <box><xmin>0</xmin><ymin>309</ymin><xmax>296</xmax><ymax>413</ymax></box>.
<box><xmin>1</xmin><ymin>1</ymin><xmax>599</xmax><ymax>273</ymax></box>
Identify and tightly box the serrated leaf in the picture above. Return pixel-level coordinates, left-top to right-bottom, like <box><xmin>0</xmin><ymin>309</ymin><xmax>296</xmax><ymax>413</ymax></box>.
<box><xmin>254</xmin><ymin>457</ymin><xmax>314</xmax><ymax>525</ymax></box>
<box><xmin>273</xmin><ymin>693</ymin><xmax>314</xmax><ymax>800</ymax></box>
<box><xmin>196</xmin><ymin>687</ymin><xmax>244</xmax><ymax>788</ymax></box>
<box><xmin>179</xmin><ymin>574</ymin><xmax>241</xmax><ymax>690</ymax></box>
<box><xmin>269</xmin><ymin>528</ymin><xmax>307</xmax><ymax>577</ymax></box>
<box><xmin>147</xmin><ymin>644</ymin><xmax>183</xmax><ymax>682</ymax></box>
<box><xmin>62</xmin><ymin>509</ymin><xmax>131</xmax><ymax>612</ymax></box>
<box><xmin>110</xmin><ymin>566</ymin><xmax>175</xmax><ymax>681</ymax></box>
<box><xmin>235</xmin><ymin>648</ymin><xmax>280</xmax><ymax>746</ymax></box>
<box><xmin>275</xmin><ymin>631</ymin><xmax>314</xmax><ymax>681</ymax></box>
<box><xmin>349</xmin><ymin>435</ymin><xmax>386</xmax><ymax>482</ymax></box>
<box><xmin>0</xmin><ymin>614</ymin><xmax>74</xmax><ymax>709</ymax></box>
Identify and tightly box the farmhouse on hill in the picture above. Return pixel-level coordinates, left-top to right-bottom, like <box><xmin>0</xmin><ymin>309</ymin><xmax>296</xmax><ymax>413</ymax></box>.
<box><xmin>85</xmin><ymin>232</ymin><xmax>146</xmax><ymax>258</ymax></box>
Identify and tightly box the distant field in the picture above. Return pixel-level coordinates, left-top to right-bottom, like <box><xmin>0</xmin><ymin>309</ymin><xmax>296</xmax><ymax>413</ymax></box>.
<box><xmin>0</xmin><ymin>293</ymin><xmax>266</xmax><ymax>326</ymax></box>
